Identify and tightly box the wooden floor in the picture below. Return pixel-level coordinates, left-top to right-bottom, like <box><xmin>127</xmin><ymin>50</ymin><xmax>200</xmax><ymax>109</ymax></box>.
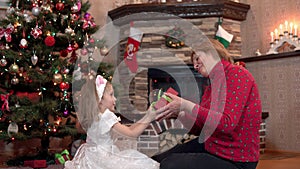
<box><xmin>1</xmin><ymin>150</ymin><xmax>300</xmax><ymax>168</ymax></box>
<box><xmin>257</xmin><ymin>150</ymin><xmax>300</xmax><ymax>169</ymax></box>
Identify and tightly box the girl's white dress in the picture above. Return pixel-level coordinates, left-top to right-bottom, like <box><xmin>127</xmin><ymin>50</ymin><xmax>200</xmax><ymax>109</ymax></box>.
<box><xmin>64</xmin><ymin>109</ymin><xmax>159</xmax><ymax>169</ymax></box>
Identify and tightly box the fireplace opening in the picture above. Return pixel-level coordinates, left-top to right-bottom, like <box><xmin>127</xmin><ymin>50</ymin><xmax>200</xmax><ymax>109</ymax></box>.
<box><xmin>148</xmin><ymin>64</ymin><xmax>208</xmax><ymax>105</ymax></box>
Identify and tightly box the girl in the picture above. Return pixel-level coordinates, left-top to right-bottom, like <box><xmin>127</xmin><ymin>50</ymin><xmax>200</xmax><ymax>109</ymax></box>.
<box><xmin>64</xmin><ymin>75</ymin><xmax>159</xmax><ymax>169</ymax></box>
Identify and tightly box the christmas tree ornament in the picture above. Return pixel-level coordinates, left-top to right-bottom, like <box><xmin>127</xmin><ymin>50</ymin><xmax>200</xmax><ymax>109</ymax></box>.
<box><xmin>60</xmin><ymin>49</ymin><xmax>69</xmax><ymax>57</ymax></box>
<box><xmin>71</xmin><ymin>13</ymin><xmax>79</xmax><ymax>21</ymax></box>
<box><xmin>53</xmin><ymin>73</ymin><xmax>63</xmax><ymax>84</ymax></box>
<box><xmin>5</xmin><ymin>44</ymin><xmax>10</xmax><ymax>49</ymax></box>
<box><xmin>52</xmin><ymin>13</ymin><xmax>58</xmax><ymax>22</ymax></box>
<box><xmin>71</xmin><ymin>4</ymin><xmax>79</xmax><ymax>13</ymax></box>
<box><xmin>83</xmin><ymin>13</ymin><xmax>96</xmax><ymax>29</ymax></box>
<box><xmin>73</xmin><ymin>67</ymin><xmax>82</xmax><ymax>81</ymax></box>
<box><xmin>11</xmin><ymin>76</ymin><xmax>19</xmax><ymax>85</ymax></box>
<box><xmin>100</xmin><ymin>46</ymin><xmax>109</xmax><ymax>56</ymax></box>
<box><xmin>0</xmin><ymin>57</ymin><xmax>7</xmax><ymax>67</ymax></box>
<box><xmin>15</xmin><ymin>101</ymin><xmax>20</xmax><ymax>108</ymax></box>
<box><xmin>19</xmin><ymin>38</ymin><xmax>28</xmax><ymax>48</ymax></box>
<box><xmin>89</xmin><ymin>38</ymin><xmax>95</xmax><ymax>44</ymax></box>
<box><xmin>23</xmin><ymin>10</ymin><xmax>33</xmax><ymax>22</ymax></box>
<box><xmin>44</xmin><ymin>36</ymin><xmax>55</xmax><ymax>46</ymax></box>
<box><xmin>80</xmin><ymin>48</ymin><xmax>88</xmax><ymax>55</ymax></box>
<box><xmin>32</xmin><ymin>6</ymin><xmax>41</xmax><ymax>16</ymax></box>
<box><xmin>31</xmin><ymin>51</ymin><xmax>38</xmax><ymax>65</ymax></box>
<box><xmin>0</xmin><ymin>24</ymin><xmax>14</xmax><ymax>42</ymax></box>
<box><xmin>41</xmin><ymin>3</ymin><xmax>53</xmax><ymax>13</ymax></box>
<box><xmin>9</xmin><ymin>63</ymin><xmax>19</xmax><ymax>73</ymax></box>
<box><xmin>31</xmin><ymin>25</ymin><xmax>42</xmax><ymax>39</ymax></box>
<box><xmin>61</xmin><ymin>68</ymin><xmax>70</xmax><ymax>74</ymax></box>
<box><xmin>1</xmin><ymin>92</ymin><xmax>11</xmax><ymax>111</ymax></box>
<box><xmin>72</xmin><ymin>42</ymin><xmax>79</xmax><ymax>50</ymax></box>
<box><xmin>7</xmin><ymin>122</ymin><xmax>18</xmax><ymax>138</ymax></box>
<box><xmin>55</xmin><ymin>1</ymin><xmax>65</xmax><ymax>11</ymax></box>
<box><xmin>6</xmin><ymin>7</ymin><xmax>15</xmax><ymax>15</ymax></box>
<box><xmin>59</xmin><ymin>82</ymin><xmax>70</xmax><ymax>91</ymax></box>
<box><xmin>65</xmin><ymin>26</ymin><xmax>74</xmax><ymax>35</ymax></box>
<box><xmin>67</xmin><ymin>44</ymin><xmax>73</xmax><ymax>52</ymax></box>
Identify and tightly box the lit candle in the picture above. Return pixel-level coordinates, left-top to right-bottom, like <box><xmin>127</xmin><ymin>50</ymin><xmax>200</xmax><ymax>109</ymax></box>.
<box><xmin>285</xmin><ymin>20</ymin><xmax>288</xmax><ymax>31</ymax></box>
<box><xmin>290</xmin><ymin>22</ymin><xmax>293</xmax><ymax>34</ymax></box>
<box><xmin>270</xmin><ymin>32</ymin><xmax>274</xmax><ymax>42</ymax></box>
<box><xmin>294</xmin><ymin>25</ymin><xmax>298</xmax><ymax>36</ymax></box>
<box><xmin>279</xmin><ymin>24</ymin><xmax>283</xmax><ymax>35</ymax></box>
<box><xmin>275</xmin><ymin>28</ymin><xmax>278</xmax><ymax>39</ymax></box>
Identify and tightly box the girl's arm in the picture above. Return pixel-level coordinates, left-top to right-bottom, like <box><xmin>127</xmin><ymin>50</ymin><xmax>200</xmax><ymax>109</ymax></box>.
<box><xmin>111</xmin><ymin>108</ymin><xmax>155</xmax><ymax>138</ymax></box>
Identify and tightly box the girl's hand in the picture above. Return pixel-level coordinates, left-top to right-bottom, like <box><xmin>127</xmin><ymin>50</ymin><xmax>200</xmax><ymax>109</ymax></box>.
<box><xmin>146</xmin><ymin>105</ymin><xmax>157</xmax><ymax>122</ymax></box>
<box><xmin>155</xmin><ymin>93</ymin><xmax>183</xmax><ymax>121</ymax></box>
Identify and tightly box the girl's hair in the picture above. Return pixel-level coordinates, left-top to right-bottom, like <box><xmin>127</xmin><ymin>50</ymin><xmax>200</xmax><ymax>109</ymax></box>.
<box><xmin>77</xmin><ymin>78</ymin><xmax>111</xmax><ymax>131</ymax></box>
<box><xmin>191</xmin><ymin>38</ymin><xmax>233</xmax><ymax>63</ymax></box>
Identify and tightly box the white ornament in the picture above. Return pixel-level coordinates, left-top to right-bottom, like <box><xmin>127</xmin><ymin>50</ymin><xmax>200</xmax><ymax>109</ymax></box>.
<box><xmin>73</xmin><ymin>67</ymin><xmax>82</xmax><ymax>81</ymax></box>
<box><xmin>31</xmin><ymin>54</ymin><xmax>38</xmax><ymax>65</ymax></box>
<box><xmin>8</xmin><ymin>122</ymin><xmax>19</xmax><ymax>138</ymax></box>
<box><xmin>32</xmin><ymin>7</ymin><xmax>41</xmax><ymax>16</ymax></box>
<box><xmin>20</xmin><ymin>39</ymin><xmax>28</xmax><ymax>48</ymax></box>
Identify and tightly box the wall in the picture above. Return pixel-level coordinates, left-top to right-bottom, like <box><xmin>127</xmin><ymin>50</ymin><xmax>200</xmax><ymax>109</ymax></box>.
<box><xmin>245</xmin><ymin>56</ymin><xmax>300</xmax><ymax>152</ymax></box>
<box><xmin>241</xmin><ymin>0</ymin><xmax>300</xmax><ymax>56</ymax></box>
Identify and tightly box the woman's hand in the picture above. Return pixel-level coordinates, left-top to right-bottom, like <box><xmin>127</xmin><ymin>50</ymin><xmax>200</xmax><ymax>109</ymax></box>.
<box><xmin>155</xmin><ymin>93</ymin><xmax>183</xmax><ymax>121</ymax></box>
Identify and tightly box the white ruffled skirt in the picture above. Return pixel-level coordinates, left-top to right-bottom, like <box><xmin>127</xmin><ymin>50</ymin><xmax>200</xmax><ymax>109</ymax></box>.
<box><xmin>64</xmin><ymin>143</ymin><xmax>159</xmax><ymax>169</ymax></box>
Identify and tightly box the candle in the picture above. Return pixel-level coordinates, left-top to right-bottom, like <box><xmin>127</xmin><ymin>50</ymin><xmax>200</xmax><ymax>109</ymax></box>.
<box><xmin>290</xmin><ymin>22</ymin><xmax>293</xmax><ymax>34</ymax></box>
<box><xmin>285</xmin><ymin>20</ymin><xmax>288</xmax><ymax>31</ymax></box>
<box><xmin>161</xmin><ymin>0</ymin><xmax>166</xmax><ymax>3</ymax></box>
<box><xmin>270</xmin><ymin>32</ymin><xmax>274</xmax><ymax>42</ymax></box>
<box><xmin>275</xmin><ymin>29</ymin><xmax>278</xmax><ymax>39</ymax></box>
<box><xmin>279</xmin><ymin>24</ymin><xmax>283</xmax><ymax>35</ymax></box>
<box><xmin>294</xmin><ymin>25</ymin><xmax>298</xmax><ymax>36</ymax></box>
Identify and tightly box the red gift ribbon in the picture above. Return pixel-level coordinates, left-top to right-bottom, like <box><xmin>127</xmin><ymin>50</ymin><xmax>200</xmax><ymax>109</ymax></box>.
<box><xmin>1</xmin><ymin>93</ymin><xmax>10</xmax><ymax>111</ymax></box>
<box><xmin>0</xmin><ymin>24</ymin><xmax>14</xmax><ymax>42</ymax></box>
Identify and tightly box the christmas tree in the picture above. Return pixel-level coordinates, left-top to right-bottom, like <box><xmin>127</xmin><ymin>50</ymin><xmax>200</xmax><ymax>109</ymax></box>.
<box><xmin>0</xmin><ymin>0</ymin><xmax>112</xmax><ymax>165</ymax></box>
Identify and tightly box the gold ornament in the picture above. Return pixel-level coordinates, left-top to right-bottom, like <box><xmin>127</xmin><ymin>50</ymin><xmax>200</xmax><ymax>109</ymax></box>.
<box><xmin>100</xmin><ymin>46</ymin><xmax>109</xmax><ymax>56</ymax></box>
<box><xmin>9</xmin><ymin>63</ymin><xmax>19</xmax><ymax>73</ymax></box>
<box><xmin>53</xmin><ymin>73</ymin><xmax>63</xmax><ymax>84</ymax></box>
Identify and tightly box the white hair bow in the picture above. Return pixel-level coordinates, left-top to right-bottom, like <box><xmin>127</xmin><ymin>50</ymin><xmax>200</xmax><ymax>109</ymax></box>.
<box><xmin>95</xmin><ymin>75</ymin><xmax>107</xmax><ymax>101</ymax></box>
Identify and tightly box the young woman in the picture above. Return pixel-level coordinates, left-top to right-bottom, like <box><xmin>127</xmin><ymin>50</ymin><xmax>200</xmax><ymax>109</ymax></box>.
<box><xmin>153</xmin><ymin>39</ymin><xmax>262</xmax><ymax>169</ymax></box>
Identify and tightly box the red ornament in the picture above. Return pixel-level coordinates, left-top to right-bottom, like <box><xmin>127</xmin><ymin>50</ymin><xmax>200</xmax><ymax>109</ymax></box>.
<box><xmin>44</xmin><ymin>36</ymin><xmax>55</xmax><ymax>47</ymax></box>
<box><xmin>31</xmin><ymin>26</ymin><xmax>42</xmax><ymax>39</ymax></box>
<box><xmin>71</xmin><ymin>13</ymin><xmax>79</xmax><ymax>21</ymax></box>
<box><xmin>55</xmin><ymin>2</ymin><xmax>64</xmax><ymax>11</ymax></box>
<box><xmin>59</xmin><ymin>82</ymin><xmax>70</xmax><ymax>91</ymax></box>
<box><xmin>60</xmin><ymin>49</ymin><xmax>69</xmax><ymax>57</ymax></box>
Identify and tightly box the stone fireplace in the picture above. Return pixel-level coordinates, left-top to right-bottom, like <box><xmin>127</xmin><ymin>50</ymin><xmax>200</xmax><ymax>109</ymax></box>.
<box><xmin>107</xmin><ymin>0</ymin><xmax>250</xmax><ymax>156</ymax></box>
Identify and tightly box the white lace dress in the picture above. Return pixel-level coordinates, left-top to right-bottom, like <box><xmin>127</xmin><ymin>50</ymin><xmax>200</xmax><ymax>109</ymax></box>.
<box><xmin>64</xmin><ymin>109</ymin><xmax>159</xmax><ymax>169</ymax></box>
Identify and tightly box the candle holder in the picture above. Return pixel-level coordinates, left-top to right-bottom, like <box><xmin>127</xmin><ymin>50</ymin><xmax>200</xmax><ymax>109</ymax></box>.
<box><xmin>267</xmin><ymin>35</ymin><xmax>300</xmax><ymax>55</ymax></box>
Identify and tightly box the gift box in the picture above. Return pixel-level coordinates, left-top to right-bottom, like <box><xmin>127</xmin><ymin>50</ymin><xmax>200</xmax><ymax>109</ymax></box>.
<box><xmin>55</xmin><ymin>149</ymin><xmax>72</xmax><ymax>164</ymax></box>
<box><xmin>153</xmin><ymin>87</ymin><xmax>178</xmax><ymax>110</ymax></box>
<box><xmin>23</xmin><ymin>160</ymin><xmax>47</xmax><ymax>168</ymax></box>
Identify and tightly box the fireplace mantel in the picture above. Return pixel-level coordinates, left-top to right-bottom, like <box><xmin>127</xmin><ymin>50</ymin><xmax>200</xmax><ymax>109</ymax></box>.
<box><xmin>108</xmin><ymin>0</ymin><xmax>250</xmax><ymax>24</ymax></box>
